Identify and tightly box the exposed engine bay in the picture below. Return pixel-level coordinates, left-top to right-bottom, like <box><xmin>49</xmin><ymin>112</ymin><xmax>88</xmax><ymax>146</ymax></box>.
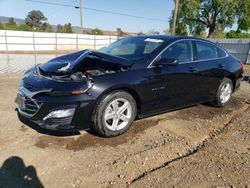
<box><xmin>36</xmin><ymin>50</ymin><xmax>131</xmax><ymax>82</ymax></box>
<box><xmin>37</xmin><ymin>67</ymin><xmax>117</xmax><ymax>82</ymax></box>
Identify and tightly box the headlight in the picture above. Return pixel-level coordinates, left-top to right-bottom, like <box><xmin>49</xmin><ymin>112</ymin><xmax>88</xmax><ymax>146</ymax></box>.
<box><xmin>71</xmin><ymin>81</ymin><xmax>93</xmax><ymax>95</ymax></box>
<box><xmin>43</xmin><ymin>108</ymin><xmax>75</xmax><ymax>120</ymax></box>
<box><xmin>19</xmin><ymin>80</ymin><xmax>24</xmax><ymax>88</ymax></box>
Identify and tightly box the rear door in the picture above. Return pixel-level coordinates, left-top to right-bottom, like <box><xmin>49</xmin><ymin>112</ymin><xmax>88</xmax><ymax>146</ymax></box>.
<box><xmin>192</xmin><ymin>40</ymin><xmax>228</xmax><ymax>101</ymax></box>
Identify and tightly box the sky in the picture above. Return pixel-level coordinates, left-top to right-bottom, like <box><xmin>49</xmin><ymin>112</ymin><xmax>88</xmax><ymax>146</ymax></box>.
<box><xmin>0</xmin><ymin>0</ymin><xmax>174</xmax><ymax>33</ymax></box>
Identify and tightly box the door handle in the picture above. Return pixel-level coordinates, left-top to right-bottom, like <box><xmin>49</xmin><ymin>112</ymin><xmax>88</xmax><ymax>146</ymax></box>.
<box><xmin>189</xmin><ymin>67</ymin><xmax>199</xmax><ymax>73</ymax></box>
<box><xmin>217</xmin><ymin>64</ymin><xmax>225</xmax><ymax>69</ymax></box>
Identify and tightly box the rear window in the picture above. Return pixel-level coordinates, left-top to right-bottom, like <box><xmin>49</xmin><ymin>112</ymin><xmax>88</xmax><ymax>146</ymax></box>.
<box><xmin>195</xmin><ymin>41</ymin><xmax>227</xmax><ymax>60</ymax></box>
<box><xmin>195</xmin><ymin>41</ymin><xmax>217</xmax><ymax>60</ymax></box>
<box><xmin>217</xmin><ymin>47</ymin><xmax>227</xmax><ymax>57</ymax></box>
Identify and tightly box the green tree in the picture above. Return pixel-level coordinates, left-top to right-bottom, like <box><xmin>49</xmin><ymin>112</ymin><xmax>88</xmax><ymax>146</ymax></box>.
<box><xmin>56</xmin><ymin>24</ymin><xmax>63</xmax><ymax>33</ymax></box>
<box><xmin>169</xmin><ymin>8</ymin><xmax>188</xmax><ymax>36</ymax></box>
<box><xmin>0</xmin><ymin>22</ymin><xmax>4</xmax><ymax>29</ymax></box>
<box><xmin>8</xmin><ymin>17</ymin><xmax>16</xmax><ymax>25</ymax></box>
<box><xmin>190</xmin><ymin>24</ymin><xmax>206</xmax><ymax>37</ymax></box>
<box><xmin>42</xmin><ymin>22</ymin><xmax>53</xmax><ymax>32</ymax></box>
<box><xmin>116</xmin><ymin>28</ymin><xmax>124</xmax><ymax>37</ymax></box>
<box><xmin>172</xmin><ymin>0</ymin><xmax>237</xmax><ymax>38</ymax></box>
<box><xmin>210</xmin><ymin>29</ymin><xmax>226</xmax><ymax>38</ymax></box>
<box><xmin>163</xmin><ymin>29</ymin><xmax>171</xmax><ymax>35</ymax></box>
<box><xmin>4</xmin><ymin>17</ymin><xmax>18</xmax><ymax>30</ymax></box>
<box><xmin>25</xmin><ymin>10</ymin><xmax>47</xmax><ymax>31</ymax></box>
<box><xmin>62</xmin><ymin>23</ymin><xmax>73</xmax><ymax>33</ymax></box>
<box><xmin>91</xmin><ymin>28</ymin><xmax>103</xmax><ymax>35</ymax></box>
<box><xmin>236</xmin><ymin>0</ymin><xmax>250</xmax><ymax>32</ymax></box>
<box><xmin>137</xmin><ymin>32</ymin><xmax>145</xmax><ymax>36</ymax></box>
<box><xmin>56</xmin><ymin>23</ymin><xmax>73</xmax><ymax>33</ymax></box>
<box><xmin>18</xmin><ymin>24</ymin><xmax>32</xmax><ymax>31</ymax></box>
<box><xmin>226</xmin><ymin>30</ymin><xmax>250</xmax><ymax>38</ymax></box>
<box><xmin>147</xmin><ymin>29</ymin><xmax>160</xmax><ymax>35</ymax></box>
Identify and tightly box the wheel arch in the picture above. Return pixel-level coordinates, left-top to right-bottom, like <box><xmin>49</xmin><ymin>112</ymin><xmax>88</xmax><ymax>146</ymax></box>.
<box><xmin>94</xmin><ymin>86</ymin><xmax>142</xmax><ymax>116</ymax></box>
<box><xmin>225</xmin><ymin>74</ymin><xmax>236</xmax><ymax>91</ymax></box>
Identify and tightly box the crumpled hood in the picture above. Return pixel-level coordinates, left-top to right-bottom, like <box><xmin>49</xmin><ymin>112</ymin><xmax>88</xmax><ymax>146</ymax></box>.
<box><xmin>39</xmin><ymin>49</ymin><xmax>132</xmax><ymax>74</ymax></box>
<box><xmin>22</xmin><ymin>69</ymin><xmax>89</xmax><ymax>94</ymax></box>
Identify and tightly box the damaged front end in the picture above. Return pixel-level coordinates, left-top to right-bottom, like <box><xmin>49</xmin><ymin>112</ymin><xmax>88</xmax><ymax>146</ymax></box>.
<box><xmin>37</xmin><ymin>49</ymin><xmax>132</xmax><ymax>82</ymax></box>
<box><xmin>16</xmin><ymin>50</ymin><xmax>132</xmax><ymax>131</ymax></box>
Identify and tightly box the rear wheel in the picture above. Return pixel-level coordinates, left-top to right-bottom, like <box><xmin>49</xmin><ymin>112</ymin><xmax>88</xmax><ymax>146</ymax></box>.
<box><xmin>92</xmin><ymin>91</ymin><xmax>137</xmax><ymax>137</ymax></box>
<box><xmin>212</xmin><ymin>78</ymin><xmax>233</xmax><ymax>107</ymax></box>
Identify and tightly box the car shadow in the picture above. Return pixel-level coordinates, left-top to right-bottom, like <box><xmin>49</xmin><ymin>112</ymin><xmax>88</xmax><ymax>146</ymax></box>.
<box><xmin>0</xmin><ymin>156</ymin><xmax>44</xmax><ymax>188</ymax></box>
<box><xmin>17</xmin><ymin>111</ymin><xmax>81</xmax><ymax>137</ymax></box>
<box><xmin>242</xmin><ymin>75</ymin><xmax>250</xmax><ymax>83</ymax></box>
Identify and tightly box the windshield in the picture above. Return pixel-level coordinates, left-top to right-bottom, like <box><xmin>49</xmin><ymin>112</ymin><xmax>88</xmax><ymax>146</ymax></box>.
<box><xmin>100</xmin><ymin>37</ymin><xmax>166</xmax><ymax>60</ymax></box>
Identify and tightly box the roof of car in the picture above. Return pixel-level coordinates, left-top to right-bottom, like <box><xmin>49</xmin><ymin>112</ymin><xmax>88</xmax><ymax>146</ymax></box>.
<box><xmin>131</xmin><ymin>35</ymin><xmax>209</xmax><ymax>42</ymax></box>
<box><xmin>131</xmin><ymin>35</ymin><xmax>177</xmax><ymax>40</ymax></box>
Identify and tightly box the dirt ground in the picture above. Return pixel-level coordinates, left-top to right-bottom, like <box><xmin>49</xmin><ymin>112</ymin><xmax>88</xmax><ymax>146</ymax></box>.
<box><xmin>0</xmin><ymin>65</ymin><xmax>249</xmax><ymax>188</ymax></box>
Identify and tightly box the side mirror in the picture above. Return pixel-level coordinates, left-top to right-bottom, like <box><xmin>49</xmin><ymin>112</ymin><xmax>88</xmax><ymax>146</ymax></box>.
<box><xmin>154</xmin><ymin>58</ymin><xmax>179</xmax><ymax>67</ymax></box>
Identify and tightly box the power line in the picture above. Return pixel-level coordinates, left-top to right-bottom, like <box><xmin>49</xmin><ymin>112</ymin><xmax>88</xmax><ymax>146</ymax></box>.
<box><xmin>25</xmin><ymin>0</ymin><xmax>168</xmax><ymax>23</ymax></box>
<box><xmin>46</xmin><ymin>0</ymin><xmax>78</xmax><ymax>17</ymax></box>
<box><xmin>26</xmin><ymin>0</ymin><xmax>75</xmax><ymax>8</ymax></box>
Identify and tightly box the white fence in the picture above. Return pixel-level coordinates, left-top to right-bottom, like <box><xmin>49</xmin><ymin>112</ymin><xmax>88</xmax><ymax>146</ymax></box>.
<box><xmin>0</xmin><ymin>30</ymin><xmax>119</xmax><ymax>73</ymax></box>
<box><xmin>0</xmin><ymin>30</ymin><xmax>118</xmax><ymax>52</ymax></box>
<box><xmin>0</xmin><ymin>30</ymin><xmax>250</xmax><ymax>74</ymax></box>
<box><xmin>209</xmin><ymin>38</ymin><xmax>250</xmax><ymax>64</ymax></box>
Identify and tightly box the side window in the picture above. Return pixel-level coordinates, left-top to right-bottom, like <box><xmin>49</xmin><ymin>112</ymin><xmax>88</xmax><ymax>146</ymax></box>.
<box><xmin>161</xmin><ymin>40</ymin><xmax>193</xmax><ymax>63</ymax></box>
<box><xmin>217</xmin><ymin>47</ymin><xmax>227</xmax><ymax>57</ymax></box>
<box><xmin>195</xmin><ymin>41</ymin><xmax>218</xmax><ymax>60</ymax></box>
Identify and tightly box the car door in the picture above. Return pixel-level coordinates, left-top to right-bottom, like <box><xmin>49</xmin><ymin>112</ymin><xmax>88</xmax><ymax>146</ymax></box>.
<box><xmin>192</xmin><ymin>40</ymin><xmax>228</xmax><ymax>101</ymax></box>
<box><xmin>141</xmin><ymin>40</ymin><xmax>203</xmax><ymax>114</ymax></box>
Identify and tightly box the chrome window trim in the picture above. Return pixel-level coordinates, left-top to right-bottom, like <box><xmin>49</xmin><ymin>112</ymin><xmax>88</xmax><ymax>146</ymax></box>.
<box><xmin>147</xmin><ymin>38</ymin><xmax>229</xmax><ymax>68</ymax></box>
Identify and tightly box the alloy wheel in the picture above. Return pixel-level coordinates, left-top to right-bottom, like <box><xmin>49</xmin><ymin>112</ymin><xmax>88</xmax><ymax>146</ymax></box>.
<box><xmin>220</xmin><ymin>83</ymin><xmax>232</xmax><ymax>104</ymax></box>
<box><xmin>103</xmin><ymin>98</ymin><xmax>132</xmax><ymax>131</ymax></box>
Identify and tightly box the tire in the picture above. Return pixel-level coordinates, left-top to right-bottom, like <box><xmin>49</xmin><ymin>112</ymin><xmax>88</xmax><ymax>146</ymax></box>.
<box><xmin>212</xmin><ymin>78</ymin><xmax>233</xmax><ymax>107</ymax></box>
<box><xmin>92</xmin><ymin>90</ymin><xmax>137</xmax><ymax>137</ymax></box>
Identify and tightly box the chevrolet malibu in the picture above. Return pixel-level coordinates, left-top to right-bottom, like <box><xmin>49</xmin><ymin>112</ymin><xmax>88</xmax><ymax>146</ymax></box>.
<box><xmin>16</xmin><ymin>35</ymin><xmax>243</xmax><ymax>137</ymax></box>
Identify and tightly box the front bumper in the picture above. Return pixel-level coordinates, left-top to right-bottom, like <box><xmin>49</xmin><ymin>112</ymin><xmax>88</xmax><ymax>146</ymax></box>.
<box><xmin>16</xmin><ymin>91</ymin><xmax>97</xmax><ymax>132</ymax></box>
<box><xmin>31</xmin><ymin>105</ymin><xmax>76</xmax><ymax>131</ymax></box>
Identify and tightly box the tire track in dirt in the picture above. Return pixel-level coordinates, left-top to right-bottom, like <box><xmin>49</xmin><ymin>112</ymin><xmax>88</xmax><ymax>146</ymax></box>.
<box><xmin>128</xmin><ymin>102</ymin><xmax>250</xmax><ymax>186</ymax></box>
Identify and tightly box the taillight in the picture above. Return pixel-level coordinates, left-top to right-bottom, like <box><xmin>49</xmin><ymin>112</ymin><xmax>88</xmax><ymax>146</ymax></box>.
<box><xmin>240</xmin><ymin>62</ymin><xmax>244</xmax><ymax>69</ymax></box>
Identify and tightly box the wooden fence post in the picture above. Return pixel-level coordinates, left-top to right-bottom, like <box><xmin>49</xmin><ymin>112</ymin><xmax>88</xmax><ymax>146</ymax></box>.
<box><xmin>32</xmin><ymin>32</ymin><xmax>37</xmax><ymax>64</ymax></box>
<box><xmin>76</xmin><ymin>34</ymin><xmax>79</xmax><ymax>51</ymax></box>
<box><xmin>246</xmin><ymin>42</ymin><xmax>250</xmax><ymax>64</ymax></box>
<box><xmin>94</xmin><ymin>35</ymin><xmax>96</xmax><ymax>50</ymax></box>
<box><xmin>55</xmin><ymin>33</ymin><xmax>58</xmax><ymax>57</ymax></box>
<box><xmin>4</xmin><ymin>29</ymin><xmax>10</xmax><ymax>65</ymax></box>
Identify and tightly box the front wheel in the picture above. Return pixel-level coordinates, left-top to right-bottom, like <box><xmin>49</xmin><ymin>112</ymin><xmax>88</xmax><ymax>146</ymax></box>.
<box><xmin>92</xmin><ymin>91</ymin><xmax>137</xmax><ymax>137</ymax></box>
<box><xmin>212</xmin><ymin>78</ymin><xmax>233</xmax><ymax>107</ymax></box>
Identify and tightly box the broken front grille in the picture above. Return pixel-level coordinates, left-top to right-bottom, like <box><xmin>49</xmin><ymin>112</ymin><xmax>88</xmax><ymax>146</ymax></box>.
<box><xmin>18</xmin><ymin>94</ymin><xmax>42</xmax><ymax>116</ymax></box>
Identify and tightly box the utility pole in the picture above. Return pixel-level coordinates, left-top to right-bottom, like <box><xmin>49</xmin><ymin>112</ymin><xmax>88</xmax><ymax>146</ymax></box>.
<box><xmin>80</xmin><ymin>0</ymin><xmax>83</xmax><ymax>33</ymax></box>
<box><xmin>172</xmin><ymin>0</ymin><xmax>179</xmax><ymax>35</ymax></box>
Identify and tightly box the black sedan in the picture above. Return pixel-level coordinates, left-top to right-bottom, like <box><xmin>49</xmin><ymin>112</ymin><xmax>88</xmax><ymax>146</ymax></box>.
<box><xmin>16</xmin><ymin>35</ymin><xmax>243</xmax><ymax>137</ymax></box>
